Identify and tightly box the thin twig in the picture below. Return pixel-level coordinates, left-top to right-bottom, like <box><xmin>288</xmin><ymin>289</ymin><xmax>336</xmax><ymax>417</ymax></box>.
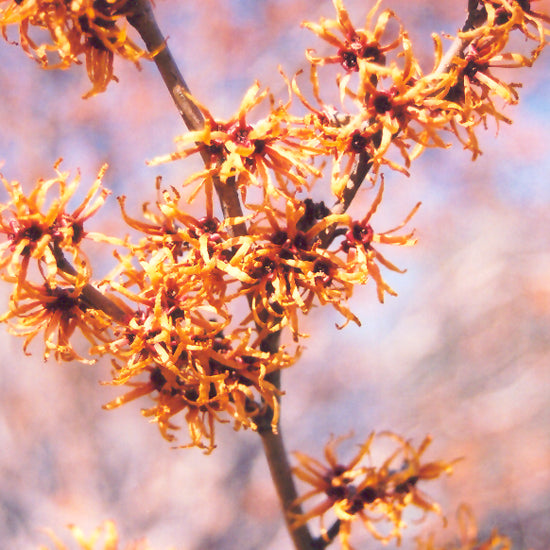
<box><xmin>127</xmin><ymin>0</ymin><xmax>247</xmax><ymax>237</ymax></box>
<box><xmin>433</xmin><ymin>35</ymin><xmax>467</xmax><ymax>76</ymax></box>
<box><xmin>312</xmin><ymin>520</ymin><xmax>341</xmax><ymax>549</ymax></box>
<box><xmin>332</xmin><ymin>150</ymin><xmax>372</xmax><ymax>217</ymax></box>
<box><xmin>260</xmin><ymin>428</ymin><xmax>315</xmax><ymax>550</ymax></box>
<box><xmin>434</xmin><ymin>0</ymin><xmax>483</xmax><ymax>75</ymax></box>
<box><xmin>127</xmin><ymin>4</ymin><xmax>314</xmax><ymax>549</ymax></box>
<box><xmin>53</xmin><ymin>246</ymin><xmax>129</xmax><ymax>323</ymax></box>
<box><xmin>316</xmin><ymin>147</ymin><xmax>373</xmax><ymax>250</ymax></box>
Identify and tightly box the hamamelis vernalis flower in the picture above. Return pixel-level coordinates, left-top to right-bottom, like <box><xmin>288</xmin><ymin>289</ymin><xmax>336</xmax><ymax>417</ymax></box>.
<box><xmin>0</xmin><ymin>161</ymin><xmax>110</xmax><ymax>285</ymax></box>
<box><xmin>415</xmin><ymin>505</ymin><xmax>512</xmax><ymax>550</ymax></box>
<box><xmin>435</xmin><ymin>0</ymin><xmax>550</xmax><ymax>157</ymax></box>
<box><xmin>291</xmin><ymin>432</ymin><xmax>458</xmax><ymax>548</ymax></box>
<box><xmin>102</xmin><ymin>332</ymin><xmax>292</xmax><ymax>453</ymax></box>
<box><xmin>0</xmin><ymin>0</ymin><xmax>148</xmax><ymax>97</ymax></box>
<box><xmin>337</xmin><ymin>180</ymin><xmax>419</xmax><ymax>303</ymax></box>
<box><xmin>0</xmin><ymin>279</ymin><xmax>111</xmax><ymax>363</ymax></box>
<box><xmin>301</xmin><ymin>0</ymin><xmax>406</xmax><ymax>100</ymax></box>
<box><xmin>95</xmin><ymin>246</ymin><xmax>294</xmax><ymax>451</ymax></box>
<box><xmin>148</xmin><ymin>81</ymin><xmax>323</xmax><ymax>209</ymax></box>
<box><xmin>40</xmin><ymin>520</ymin><xmax>156</xmax><ymax>550</ymax></box>
<box><xmin>117</xmin><ymin>183</ymin><xmax>243</xmax><ymax>270</ymax></box>
<box><xmin>441</xmin><ymin>1</ymin><xmax>550</xmax><ymax>157</ymax></box>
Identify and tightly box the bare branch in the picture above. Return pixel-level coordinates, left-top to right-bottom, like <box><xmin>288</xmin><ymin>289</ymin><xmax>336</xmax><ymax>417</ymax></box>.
<box><xmin>127</xmin><ymin>0</ymin><xmax>204</xmax><ymax>132</ymax></box>
<box><xmin>127</xmin><ymin>0</ymin><xmax>247</xmax><ymax>237</ymax></box>
<box><xmin>126</xmin><ymin>4</ymin><xmax>314</xmax><ymax>548</ymax></box>
<box><xmin>53</xmin><ymin>246</ymin><xmax>129</xmax><ymax>324</ymax></box>
<box><xmin>260</xmin><ymin>427</ymin><xmax>316</xmax><ymax>550</ymax></box>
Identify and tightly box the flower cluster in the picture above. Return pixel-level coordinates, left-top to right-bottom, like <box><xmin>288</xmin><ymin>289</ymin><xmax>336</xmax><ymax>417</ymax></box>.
<box><xmin>295</xmin><ymin>0</ymin><xmax>550</xmax><ymax>192</ymax></box>
<box><xmin>0</xmin><ymin>0</ymin><xmax>148</xmax><ymax>96</ymax></box>
<box><xmin>0</xmin><ymin>0</ymin><xmax>548</xmax><ymax>460</ymax></box>
<box><xmin>147</xmin><ymin>81</ymin><xmax>324</xmax><ymax>208</ymax></box>
<box><xmin>110</xmin><ymin>174</ymin><xmax>417</xmax><ymax>336</ymax></box>
<box><xmin>95</xmin><ymin>250</ymin><xmax>294</xmax><ymax>452</ymax></box>
<box><xmin>153</xmin><ymin>0</ymin><xmax>550</xmax><ymax>209</ymax></box>
<box><xmin>291</xmin><ymin>433</ymin><xmax>459</xmax><ymax>548</ymax></box>
<box><xmin>0</xmin><ymin>161</ymin><xmax>108</xmax><ymax>283</ymax></box>
<box><xmin>30</xmin><ymin>175</ymin><xmax>404</xmax><ymax>448</ymax></box>
<box><xmin>237</xmin><ymin>184</ymin><xmax>418</xmax><ymax>338</ymax></box>
<box><xmin>444</xmin><ymin>0</ymin><xmax>550</xmax><ymax>156</ymax></box>
<box><xmin>39</xmin><ymin>520</ymin><xmax>156</xmax><ymax>550</ymax></box>
<box><xmin>416</xmin><ymin>505</ymin><xmax>512</xmax><ymax>550</ymax></box>
<box><xmin>0</xmin><ymin>161</ymin><xmax>114</xmax><ymax>362</ymax></box>
<box><xmin>141</xmin><ymin>0</ymin><xmax>550</xmax><ymax>365</ymax></box>
<box><xmin>86</xmin><ymin>186</ymin><xmax>295</xmax><ymax>450</ymax></box>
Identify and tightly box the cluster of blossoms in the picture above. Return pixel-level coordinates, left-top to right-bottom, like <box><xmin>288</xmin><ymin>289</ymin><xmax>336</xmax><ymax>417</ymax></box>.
<box><xmin>38</xmin><ymin>510</ymin><xmax>512</xmax><ymax>550</ymax></box>
<box><xmin>0</xmin><ymin>0</ymin><xmax>148</xmax><ymax>97</ymax></box>
<box><xmin>0</xmin><ymin>161</ymin><xmax>116</xmax><ymax>363</ymax></box>
<box><xmin>294</xmin><ymin>0</ymin><xmax>550</xmax><ymax>187</ymax></box>
<box><xmin>39</xmin><ymin>520</ymin><xmax>154</xmax><ymax>550</ymax></box>
<box><xmin>0</xmin><ymin>0</ymin><xmax>548</xmax><ymax>454</ymax></box>
<box><xmin>90</xmin><ymin>177</ymin><xmax>416</xmax><ymax>450</ymax></box>
<box><xmin>291</xmin><ymin>433</ymin><xmax>459</xmax><ymax>548</ymax></box>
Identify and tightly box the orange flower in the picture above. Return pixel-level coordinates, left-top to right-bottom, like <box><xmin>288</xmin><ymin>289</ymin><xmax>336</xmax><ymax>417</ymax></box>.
<box><xmin>147</xmin><ymin>81</ymin><xmax>323</xmax><ymax>209</ymax></box>
<box><xmin>0</xmin><ymin>279</ymin><xmax>111</xmax><ymax>363</ymax></box>
<box><xmin>117</xmin><ymin>182</ymin><xmax>242</xmax><ymax>277</ymax></box>
<box><xmin>0</xmin><ymin>0</ymin><xmax>148</xmax><ymax>97</ymax></box>
<box><xmin>0</xmin><ymin>161</ymin><xmax>110</xmax><ymax>288</ymax></box>
<box><xmin>301</xmin><ymin>0</ymin><xmax>405</xmax><ymax>99</ymax></box>
<box><xmin>40</xmin><ymin>520</ymin><xmax>158</xmax><ymax>550</ymax></box>
<box><xmin>291</xmin><ymin>433</ymin><xmax>458</xmax><ymax>548</ymax></box>
<box><xmin>300</xmin><ymin>0</ymin><xmax>550</xmax><ymax>183</ymax></box>
<box><xmin>0</xmin><ymin>162</ymin><xmax>121</xmax><ymax>361</ymax></box>
<box><xmin>415</xmin><ymin>505</ymin><xmax>512</xmax><ymax>550</ymax></box>
<box><xmin>336</xmin><ymin>180</ymin><xmax>419</xmax><ymax>303</ymax></box>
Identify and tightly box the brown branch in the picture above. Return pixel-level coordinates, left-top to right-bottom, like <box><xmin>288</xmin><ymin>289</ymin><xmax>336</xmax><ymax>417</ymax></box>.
<box><xmin>127</xmin><ymin>0</ymin><xmax>203</xmax><ymax>132</ymax></box>
<box><xmin>53</xmin><ymin>247</ymin><xmax>129</xmax><ymax>324</ymax></box>
<box><xmin>252</xmin><ymin>310</ymin><xmax>315</xmax><ymax>548</ymax></box>
<box><xmin>127</xmin><ymin>3</ymin><xmax>314</xmax><ymax>549</ymax></box>
<box><xmin>332</xmin><ymin>150</ymin><xmax>372</xmax><ymax>217</ymax></box>
<box><xmin>316</xmin><ymin>147</ymin><xmax>374</xmax><ymax>250</ymax></box>
<box><xmin>434</xmin><ymin>0</ymin><xmax>485</xmax><ymax>75</ymax></box>
<box><xmin>260</xmin><ymin>427</ymin><xmax>316</xmax><ymax>550</ymax></box>
<box><xmin>127</xmin><ymin>0</ymin><xmax>247</xmax><ymax>237</ymax></box>
<box><xmin>312</xmin><ymin>520</ymin><xmax>341</xmax><ymax>549</ymax></box>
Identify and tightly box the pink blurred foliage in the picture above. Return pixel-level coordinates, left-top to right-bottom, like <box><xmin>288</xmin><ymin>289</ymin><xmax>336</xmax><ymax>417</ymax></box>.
<box><xmin>0</xmin><ymin>1</ymin><xmax>549</xmax><ymax>549</ymax></box>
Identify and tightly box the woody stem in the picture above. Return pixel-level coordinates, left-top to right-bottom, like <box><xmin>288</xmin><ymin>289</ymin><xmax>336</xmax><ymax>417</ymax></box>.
<box><xmin>127</xmin><ymin>0</ymin><xmax>247</xmax><ymax>236</ymax></box>
<box><xmin>52</xmin><ymin>244</ymin><xmax>129</xmax><ymax>323</ymax></box>
<box><xmin>128</xmin><ymin>3</ymin><xmax>315</xmax><ymax>549</ymax></box>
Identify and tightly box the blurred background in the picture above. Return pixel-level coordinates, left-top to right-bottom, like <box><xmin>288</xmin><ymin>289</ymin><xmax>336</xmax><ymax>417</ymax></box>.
<box><xmin>0</xmin><ymin>1</ymin><xmax>549</xmax><ymax>549</ymax></box>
